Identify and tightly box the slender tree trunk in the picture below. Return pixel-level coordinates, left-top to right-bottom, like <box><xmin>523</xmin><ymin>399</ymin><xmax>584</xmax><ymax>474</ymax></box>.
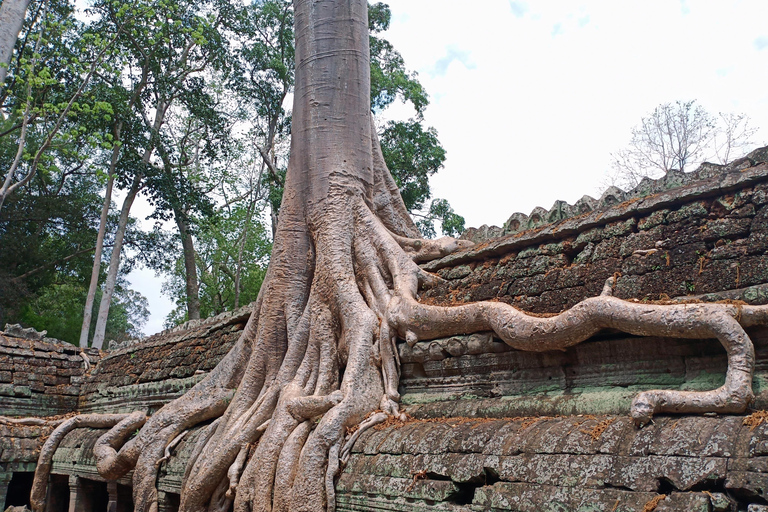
<box><xmin>79</xmin><ymin>171</ymin><xmax>115</xmax><ymax>347</ymax></box>
<box><xmin>91</xmin><ymin>173</ymin><xmax>141</xmax><ymax>350</ymax></box>
<box><xmin>175</xmin><ymin>210</ymin><xmax>201</xmax><ymax>320</ymax></box>
<box><xmin>0</xmin><ymin>0</ymin><xmax>29</xmax><ymax>86</ymax></box>
<box><xmin>233</xmin><ymin>195</ymin><xmax>257</xmax><ymax>309</ymax></box>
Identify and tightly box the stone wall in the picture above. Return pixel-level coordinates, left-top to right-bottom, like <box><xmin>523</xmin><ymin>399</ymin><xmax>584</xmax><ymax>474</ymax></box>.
<box><xmin>0</xmin><ymin>330</ymin><xmax>99</xmax><ymax>511</ymax></box>
<box><xmin>5</xmin><ymin>152</ymin><xmax>768</xmax><ymax>511</ymax></box>
<box><xmin>77</xmin><ymin>305</ymin><xmax>250</xmax><ymax>414</ymax></box>
<box><xmin>337</xmin><ymin>414</ymin><xmax>767</xmax><ymax>511</ymax></box>
<box><xmin>0</xmin><ymin>331</ymin><xmax>98</xmax><ymax>418</ymax></box>
<box><xmin>422</xmin><ymin>155</ymin><xmax>768</xmax><ymax>315</ymax></box>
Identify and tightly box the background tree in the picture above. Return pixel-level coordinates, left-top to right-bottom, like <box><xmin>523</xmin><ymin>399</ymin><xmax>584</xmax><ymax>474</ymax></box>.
<box><xmin>0</xmin><ymin>0</ymin><xmax>122</xmax><ymax>210</ymax></box>
<box><xmin>0</xmin><ymin>0</ymin><xmax>30</xmax><ymax>86</ymax></box>
<box><xmin>378</xmin><ymin>119</ymin><xmax>464</xmax><ymax>236</ymax></box>
<box><xmin>162</xmin><ymin>199</ymin><xmax>271</xmax><ymax>326</ymax></box>
<box><xmin>608</xmin><ymin>99</ymin><xmax>759</xmax><ymax>189</ymax></box>
<box><xmin>0</xmin><ymin>0</ymin><xmax>150</xmax><ymax>345</ymax></box>
<box><xmin>85</xmin><ymin>0</ymin><xmax>236</xmax><ymax>346</ymax></box>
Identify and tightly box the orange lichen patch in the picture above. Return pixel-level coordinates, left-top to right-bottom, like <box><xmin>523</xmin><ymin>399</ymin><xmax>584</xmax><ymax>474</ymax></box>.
<box><xmin>581</xmin><ymin>417</ymin><xmax>615</xmax><ymax>441</ymax></box>
<box><xmin>617</xmin><ymin>196</ymin><xmax>642</xmax><ymax>209</ymax></box>
<box><xmin>499</xmin><ymin>253</ymin><xmax>516</xmax><ymax>265</ymax></box>
<box><xmin>405</xmin><ymin>470</ymin><xmax>428</xmax><ymax>492</ymax></box>
<box><xmin>641</xmin><ymin>494</ymin><xmax>667</xmax><ymax>512</ymax></box>
<box><xmin>698</xmin><ymin>255</ymin><xmax>707</xmax><ymax>274</ymax></box>
<box><xmin>743</xmin><ymin>410</ymin><xmax>768</xmax><ymax>430</ymax></box>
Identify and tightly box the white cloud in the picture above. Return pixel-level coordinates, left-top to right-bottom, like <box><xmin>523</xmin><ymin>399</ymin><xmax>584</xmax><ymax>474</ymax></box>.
<box><xmin>431</xmin><ymin>47</ymin><xmax>475</xmax><ymax>77</ymax></box>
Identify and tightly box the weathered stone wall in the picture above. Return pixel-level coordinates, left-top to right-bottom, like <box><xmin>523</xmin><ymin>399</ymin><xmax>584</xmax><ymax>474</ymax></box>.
<box><xmin>77</xmin><ymin>305</ymin><xmax>250</xmax><ymax>414</ymax></box>
<box><xmin>337</xmin><ymin>414</ymin><xmax>766</xmax><ymax>511</ymax></box>
<box><xmin>397</xmin><ymin>326</ymin><xmax>768</xmax><ymax>418</ymax></box>
<box><xmin>0</xmin><ymin>332</ymin><xmax>98</xmax><ymax>418</ymax></box>
<box><xmin>6</xmin><ymin>152</ymin><xmax>768</xmax><ymax>511</ymax></box>
<box><xmin>423</xmin><ymin>153</ymin><xmax>768</xmax><ymax>315</ymax></box>
<box><xmin>0</xmin><ymin>330</ymin><xmax>99</xmax><ymax>511</ymax></box>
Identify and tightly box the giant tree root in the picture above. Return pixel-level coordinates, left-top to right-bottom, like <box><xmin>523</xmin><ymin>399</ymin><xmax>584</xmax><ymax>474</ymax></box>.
<box><xmin>30</xmin><ymin>413</ymin><xmax>146</xmax><ymax>512</ymax></box>
<box><xmin>72</xmin><ymin>189</ymin><xmax>766</xmax><ymax>512</ymax></box>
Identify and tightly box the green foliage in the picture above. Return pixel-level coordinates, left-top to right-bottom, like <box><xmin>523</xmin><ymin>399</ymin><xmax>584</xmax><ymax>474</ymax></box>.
<box><xmin>380</xmin><ymin>119</ymin><xmax>445</xmax><ymax>211</ymax></box>
<box><xmin>0</xmin><ymin>0</ymin><xmax>126</xmax><ymax>198</ymax></box>
<box><xmin>416</xmin><ymin>198</ymin><xmax>465</xmax><ymax>239</ymax></box>
<box><xmin>0</xmin><ymin>165</ymin><xmax>151</xmax><ymax>343</ymax></box>
<box><xmin>163</xmin><ymin>204</ymin><xmax>272</xmax><ymax>327</ymax></box>
<box><xmin>378</xmin><ymin>119</ymin><xmax>464</xmax><ymax>237</ymax></box>
<box><xmin>368</xmin><ymin>3</ymin><xmax>427</xmax><ymax>115</ymax></box>
<box><xmin>18</xmin><ymin>279</ymin><xmax>148</xmax><ymax>345</ymax></box>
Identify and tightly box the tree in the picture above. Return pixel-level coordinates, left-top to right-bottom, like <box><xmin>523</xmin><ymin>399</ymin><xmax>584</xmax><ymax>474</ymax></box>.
<box><xmin>608</xmin><ymin>100</ymin><xmax>758</xmax><ymax>189</ymax></box>
<box><xmin>378</xmin><ymin>119</ymin><xmax>464</xmax><ymax>237</ymax></box>
<box><xmin>162</xmin><ymin>191</ymin><xmax>271</xmax><ymax>326</ymax></box>
<box><xmin>0</xmin><ymin>0</ymin><xmax>30</xmax><ymax>87</ymax></box>
<box><xmin>32</xmin><ymin>3</ymin><xmax>766</xmax><ymax>512</ymax></box>
<box><xmin>20</xmin><ymin>278</ymin><xmax>148</xmax><ymax>345</ymax></box>
<box><xmin>0</xmin><ymin>0</ymin><xmax>122</xmax><ymax>210</ymax></box>
<box><xmin>232</xmin><ymin>0</ymin><xmax>463</xmax><ymax>241</ymax></box>
<box><xmin>712</xmin><ymin>112</ymin><xmax>758</xmax><ymax>165</ymax></box>
<box><xmin>0</xmin><ymin>151</ymin><xmax>151</xmax><ymax>344</ymax></box>
<box><xmin>86</xmin><ymin>0</ymin><xmax>235</xmax><ymax>347</ymax></box>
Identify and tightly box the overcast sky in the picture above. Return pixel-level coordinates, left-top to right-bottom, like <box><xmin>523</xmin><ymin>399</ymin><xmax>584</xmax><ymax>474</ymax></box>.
<box><xmin>132</xmin><ymin>0</ymin><xmax>768</xmax><ymax>336</ymax></box>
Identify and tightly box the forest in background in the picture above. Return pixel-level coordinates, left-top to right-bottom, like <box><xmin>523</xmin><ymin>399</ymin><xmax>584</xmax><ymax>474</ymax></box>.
<box><xmin>0</xmin><ymin>0</ymin><xmax>464</xmax><ymax>347</ymax></box>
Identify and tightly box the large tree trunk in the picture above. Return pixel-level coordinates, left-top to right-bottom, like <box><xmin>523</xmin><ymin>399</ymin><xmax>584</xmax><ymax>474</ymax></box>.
<box><xmin>30</xmin><ymin>2</ymin><xmax>765</xmax><ymax>512</ymax></box>
<box><xmin>0</xmin><ymin>0</ymin><xmax>29</xmax><ymax>87</ymax></box>
<box><xmin>175</xmin><ymin>210</ymin><xmax>201</xmax><ymax>321</ymax></box>
<box><xmin>91</xmin><ymin>174</ymin><xmax>141</xmax><ymax>350</ymax></box>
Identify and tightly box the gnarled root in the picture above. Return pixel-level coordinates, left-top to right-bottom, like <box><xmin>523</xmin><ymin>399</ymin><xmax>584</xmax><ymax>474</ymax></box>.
<box><xmin>387</xmin><ymin>280</ymin><xmax>756</xmax><ymax>426</ymax></box>
<box><xmin>94</xmin><ymin>411</ymin><xmax>148</xmax><ymax>479</ymax></box>
<box><xmin>31</xmin><ymin>413</ymin><xmax>138</xmax><ymax>512</ymax></box>
<box><xmin>68</xmin><ymin>116</ymin><xmax>768</xmax><ymax>512</ymax></box>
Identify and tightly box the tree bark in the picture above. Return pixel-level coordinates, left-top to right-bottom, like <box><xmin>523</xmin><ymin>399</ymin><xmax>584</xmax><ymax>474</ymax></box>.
<box><xmin>0</xmin><ymin>0</ymin><xmax>29</xmax><ymax>87</ymax></box>
<box><xmin>91</xmin><ymin>173</ymin><xmax>141</xmax><ymax>350</ymax></box>
<box><xmin>175</xmin><ymin>209</ymin><xmax>201</xmax><ymax>320</ymax></box>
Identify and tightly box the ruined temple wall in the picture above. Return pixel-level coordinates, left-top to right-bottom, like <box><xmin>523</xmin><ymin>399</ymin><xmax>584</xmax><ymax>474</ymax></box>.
<box><xmin>0</xmin><ymin>333</ymin><xmax>98</xmax><ymax>418</ymax></box>
<box><xmin>6</xmin><ymin>153</ymin><xmax>768</xmax><ymax>511</ymax></box>
<box><xmin>0</xmin><ymin>333</ymin><xmax>99</xmax><ymax>510</ymax></box>
<box><xmin>423</xmin><ymin>159</ymin><xmax>768</xmax><ymax>315</ymax></box>
<box><xmin>77</xmin><ymin>305</ymin><xmax>250</xmax><ymax>414</ymax></box>
<box><xmin>336</xmin><ymin>414</ymin><xmax>766</xmax><ymax>511</ymax></box>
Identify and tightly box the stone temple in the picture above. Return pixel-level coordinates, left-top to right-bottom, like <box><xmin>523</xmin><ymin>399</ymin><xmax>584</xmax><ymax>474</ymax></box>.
<box><xmin>4</xmin><ymin>148</ymin><xmax>768</xmax><ymax>511</ymax></box>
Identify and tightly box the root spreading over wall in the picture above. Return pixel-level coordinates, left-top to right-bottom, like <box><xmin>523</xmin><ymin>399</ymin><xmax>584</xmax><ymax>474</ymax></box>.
<box><xmin>26</xmin><ymin>1</ymin><xmax>768</xmax><ymax>511</ymax></box>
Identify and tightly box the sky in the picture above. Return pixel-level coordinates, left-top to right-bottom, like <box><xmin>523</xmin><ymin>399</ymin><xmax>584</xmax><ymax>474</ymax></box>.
<box><xmin>131</xmin><ymin>0</ymin><xmax>768</xmax><ymax>336</ymax></box>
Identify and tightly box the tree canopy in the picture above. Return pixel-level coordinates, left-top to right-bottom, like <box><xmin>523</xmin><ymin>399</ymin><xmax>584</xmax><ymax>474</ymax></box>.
<box><xmin>0</xmin><ymin>0</ymin><xmax>463</xmax><ymax>343</ymax></box>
